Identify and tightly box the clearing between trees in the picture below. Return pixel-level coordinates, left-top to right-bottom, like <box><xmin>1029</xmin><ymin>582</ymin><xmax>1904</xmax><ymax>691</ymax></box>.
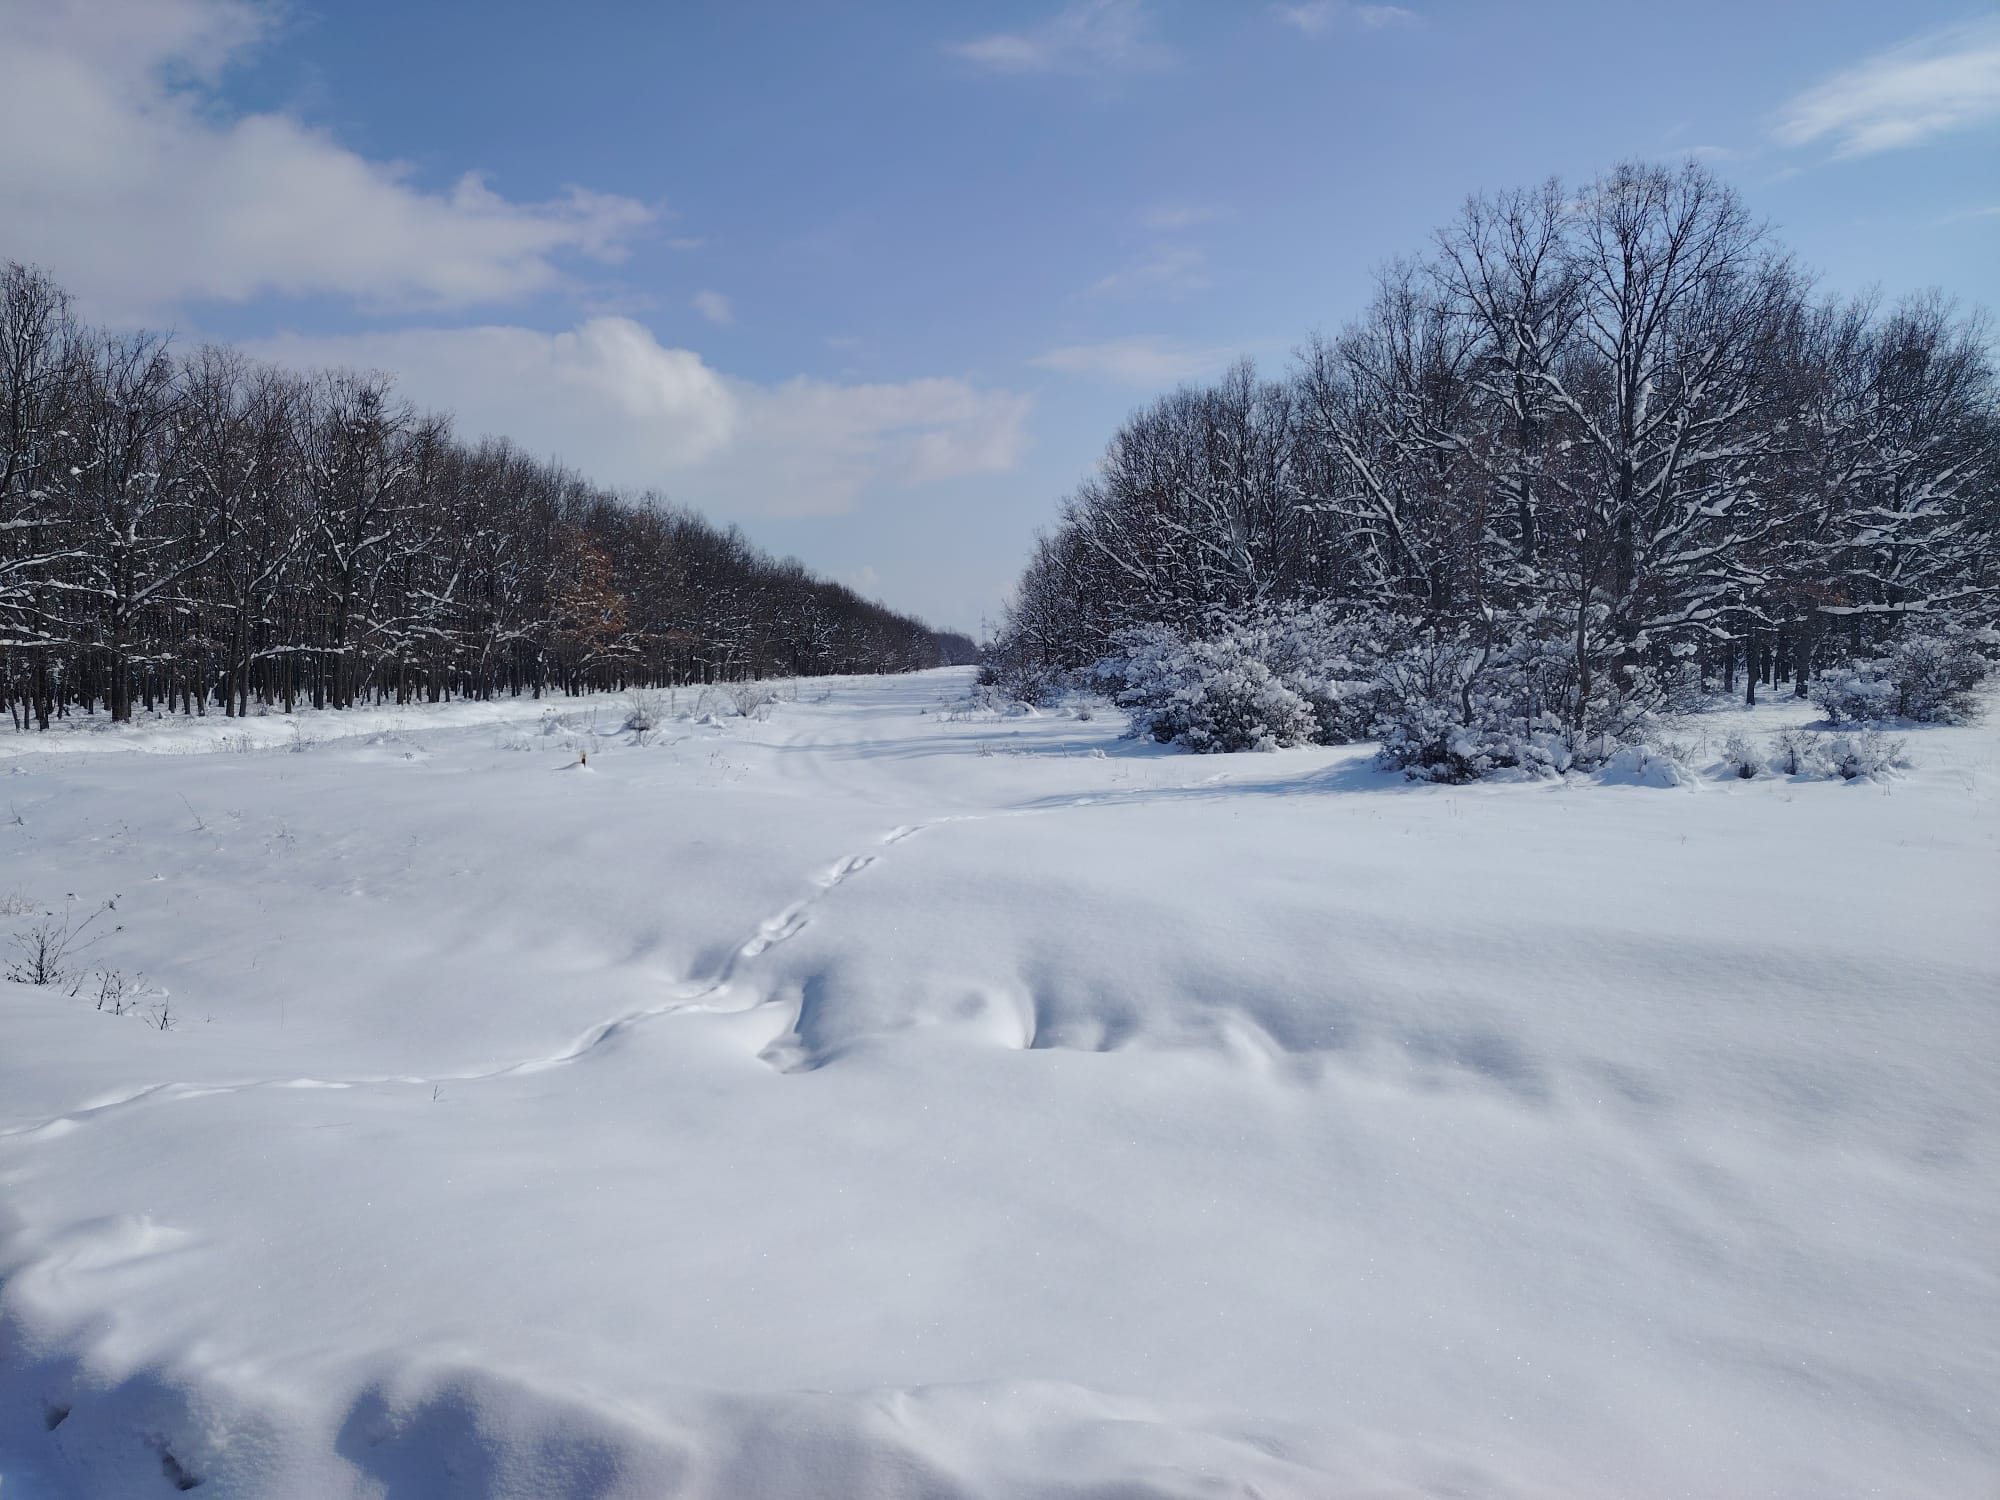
<box><xmin>1</xmin><ymin>669</ymin><xmax>1994</xmax><ymax>1498</ymax></box>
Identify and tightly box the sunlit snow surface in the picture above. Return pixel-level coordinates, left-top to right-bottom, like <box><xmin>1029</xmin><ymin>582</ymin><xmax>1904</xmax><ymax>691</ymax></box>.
<box><xmin>1</xmin><ymin>671</ymin><xmax>1994</xmax><ymax>1498</ymax></box>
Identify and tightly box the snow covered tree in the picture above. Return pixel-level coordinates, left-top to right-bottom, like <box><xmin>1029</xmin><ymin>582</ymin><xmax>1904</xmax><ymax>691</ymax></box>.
<box><xmin>988</xmin><ymin>160</ymin><xmax>1999</xmax><ymax>771</ymax></box>
<box><xmin>0</xmin><ymin>264</ymin><xmax>81</xmax><ymax>728</ymax></box>
<box><xmin>2</xmin><ymin>262</ymin><xmax>967</xmax><ymax>730</ymax></box>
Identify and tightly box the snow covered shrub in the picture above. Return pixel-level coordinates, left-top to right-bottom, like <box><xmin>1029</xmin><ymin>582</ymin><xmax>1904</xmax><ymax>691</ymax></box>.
<box><xmin>1766</xmin><ymin>726</ymin><xmax>1907</xmax><ymax>780</ymax></box>
<box><xmin>1104</xmin><ymin>623</ymin><xmax>1319</xmax><ymax>753</ymax></box>
<box><xmin>1718</xmin><ymin>732</ymin><xmax>1764</xmax><ymax>779</ymax></box>
<box><xmin>1812</xmin><ymin>629</ymin><xmax>1992</xmax><ymax>725</ymax></box>
<box><xmin>945</xmin><ymin>683</ymin><xmax>1036</xmax><ymax>721</ymax></box>
<box><xmin>992</xmin><ymin>659</ymin><xmax>1068</xmax><ymax>707</ymax></box>
<box><xmin>1769</xmin><ymin>727</ymin><xmax>1821</xmax><ymax>776</ymax></box>
<box><xmin>623</xmin><ymin>691</ymin><xmax>667</xmax><ymax>733</ymax></box>
<box><xmin>980</xmin><ymin>631</ymin><xmax>1073</xmax><ymax>708</ymax></box>
<box><xmin>1374</xmin><ymin>699</ymin><xmax>1566</xmax><ymax>783</ymax></box>
<box><xmin>1811</xmin><ymin>665</ymin><xmax>1897</xmax><ymax>725</ymax></box>
<box><xmin>1372</xmin><ymin>618</ymin><xmax>1650</xmax><ymax>782</ymax></box>
<box><xmin>1371</xmin><ymin>636</ymin><xmax>1495</xmax><ymax>781</ymax></box>
<box><xmin>1249</xmin><ymin>602</ymin><xmax>1396</xmax><ymax>743</ymax></box>
<box><xmin>1883</xmin><ymin>630</ymin><xmax>1990</xmax><ymax>722</ymax></box>
<box><xmin>1596</xmin><ymin>741</ymin><xmax>1697</xmax><ymax>788</ymax></box>
<box><xmin>1103</xmin><ymin>602</ymin><xmax>1401</xmax><ymax>754</ymax></box>
<box><xmin>727</xmin><ymin>682</ymin><xmax>777</xmax><ymax>720</ymax></box>
<box><xmin>1822</xmin><ymin>731</ymin><xmax>1908</xmax><ymax>782</ymax></box>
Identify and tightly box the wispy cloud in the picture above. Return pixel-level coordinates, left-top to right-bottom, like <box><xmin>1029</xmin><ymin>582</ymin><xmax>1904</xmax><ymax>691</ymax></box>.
<box><xmin>1140</xmin><ymin>201</ymin><xmax>1222</xmax><ymax>231</ymax></box>
<box><xmin>1276</xmin><ymin>2</ymin><xmax>1418</xmax><ymax>36</ymax></box>
<box><xmin>692</xmin><ymin>289</ymin><xmax>733</xmax><ymax>325</ymax></box>
<box><xmin>1774</xmin><ymin>18</ymin><xmax>2000</xmax><ymax>157</ymax></box>
<box><xmin>1032</xmin><ymin>336</ymin><xmax>1235</xmax><ymax>386</ymax></box>
<box><xmin>947</xmin><ymin>0</ymin><xmax>1171</xmax><ymax>76</ymax></box>
<box><xmin>1089</xmin><ymin>246</ymin><xmax>1209</xmax><ymax>299</ymax></box>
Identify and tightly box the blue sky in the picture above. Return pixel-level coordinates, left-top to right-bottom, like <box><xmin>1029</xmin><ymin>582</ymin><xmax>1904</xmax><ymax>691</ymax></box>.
<box><xmin>3</xmin><ymin>0</ymin><xmax>1996</xmax><ymax>634</ymax></box>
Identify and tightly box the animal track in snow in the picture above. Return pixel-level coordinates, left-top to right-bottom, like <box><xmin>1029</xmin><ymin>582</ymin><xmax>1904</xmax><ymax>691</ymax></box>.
<box><xmin>740</xmin><ymin>903</ymin><xmax>810</xmax><ymax>957</ymax></box>
<box><xmin>821</xmin><ymin>853</ymin><xmax>876</xmax><ymax>886</ymax></box>
<box><xmin>5</xmin><ymin>787</ymin><xmax>1186</xmax><ymax>1131</ymax></box>
<box><xmin>1</xmin><ymin>816</ymin><xmax>926</xmax><ymax>1137</ymax></box>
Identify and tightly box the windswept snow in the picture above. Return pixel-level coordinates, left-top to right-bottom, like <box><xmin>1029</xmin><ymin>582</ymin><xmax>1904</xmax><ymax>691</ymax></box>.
<box><xmin>1</xmin><ymin>671</ymin><xmax>1996</xmax><ymax>1498</ymax></box>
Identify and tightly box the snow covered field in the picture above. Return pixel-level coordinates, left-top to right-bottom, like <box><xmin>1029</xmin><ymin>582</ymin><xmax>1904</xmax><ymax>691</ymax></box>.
<box><xmin>1</xmin><ymin>669</ymin><xmax>1995</xmax><ymax>1499</ymax></box>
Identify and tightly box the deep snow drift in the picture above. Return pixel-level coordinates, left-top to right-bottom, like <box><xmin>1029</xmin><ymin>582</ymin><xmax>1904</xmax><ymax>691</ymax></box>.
<box><xmin>0</xmin><ymin>671</ymin><xmax>1995</xmax><ymax>1498</ymax></box>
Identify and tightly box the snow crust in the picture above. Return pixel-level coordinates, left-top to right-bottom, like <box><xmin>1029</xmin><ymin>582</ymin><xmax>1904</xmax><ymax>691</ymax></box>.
<box><xmin>1</xmin><ymin>672</ymin><xmax>1995</xmax><ymax>1497</ymax></box>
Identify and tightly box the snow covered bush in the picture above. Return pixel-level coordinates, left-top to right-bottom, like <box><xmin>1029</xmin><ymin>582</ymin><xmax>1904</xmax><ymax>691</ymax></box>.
<box><xmin>727</xmin><ymin>682</ymin><xmax>778</xmax><ymax>720</ymax></box>
<box><xmin>944</xmin><ymin>683</ymin><xmax>1037</xmax><ymax>721</ymax></box>
<box><xmin>1596</xmin><ymin>741</ymin><xmax>1697</xmax><ymax>788</ymax></box>
<box><xmin>1883</xmin><ymin>630</ymin><xmax>1991</xmax><ymax>722</ymax></box>
<box><xmin>1770</xmin><ymin>727</ymin><xmax>1821</xmax><ymax>776</ymax></box>
<box><xmin>1246</xmin><ymin>602</ymin><xmax>1396</xmax><ymax>744</ymax></box>
<box><xmin>1812</xmin><ymin>629</ymin><xmax>1992</xmax><ymax>725</ymax></box>
<box><xmin>979</xmin><ymin>629</ymin><xmax>1076</xmax><ymax>708</ymax></box>
<box><xmin>623</xmin><ymin>691</ymin><xmax>667</xmax><ymax>733</ymax></box>
<box><xmin>1097</xmin><ymin>603</ymin><xmax>1393</xmax><ymax>754</ymax></box>
<box><xmin>1375</xmin><ymin>702</ymin><xmax>1564</xmax><ymax>783</ymax></box>
<box><xmin>1810</xmin><ymin>666</ymin><xmax>1896</xmax><ymax>725</ymax></box>
<box><xmin>1822</xmin><ymin>731</ymin><xmax>1908</xmax><ymax>782</ymax></box>
<box><xmin>1370</xmin><ymin>632</ymin><xmax>1530</xmax><ymax>782</ymax></box>
<box><xmin>987</xmin><ymin>658</ymin><xmax>1068</xmax><ymax>708</ymax></box>
<box><xmin>1372</xmin><ymin>619</ymin><xmax>1652</xmax><ymax>783</ymax></box>
<box><xmin>1104</xmin><ymin>623</ymin><xmax>1319</xmax><ymax>753</ymax></box>
<box><xmin>1767</xmin><ymin>726</ymin><xmax>1908</xmax><ymax>780</ymax></box>
<box><xmin>1718</xmin><ymin>732</ymin><xmax>1764</xmax><ymax>779</ymax></box>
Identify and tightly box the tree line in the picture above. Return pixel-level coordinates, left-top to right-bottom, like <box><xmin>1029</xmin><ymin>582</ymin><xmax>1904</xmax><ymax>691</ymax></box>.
<box><xmin>1</xmin><ymin>262</ymin><xmax>975</xmax><ymax>731</ymax></box>
<box><xmin>991</xmin><ymin>162</ymin><xmax>1997</xmax><ymax>761</ymax></box>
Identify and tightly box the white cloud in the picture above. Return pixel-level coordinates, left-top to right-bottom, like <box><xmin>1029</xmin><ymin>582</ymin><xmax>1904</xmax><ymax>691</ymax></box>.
<box><xmin>1032</xmin><ymin>336</ymin><xmax>1235</xmax><ymax>386</ymax></box>
<box><xmin>240</xmin><ymin>320</ymin><xmax>1032</xmax><ymax>519</ymax></box>
<box><xmin>692</xmin><ymin>289</ymin><xmax>733</xmax><ymax>325</ymax></box>
<box><xmin>1277</xmin><ymin>2</ymin><xmax>1418</xmax><ymax>36</ymax></box>
<box><xmin>1774</xmin><ymin>19</ymin><xmax>2000</xmax><ymax>157</ymax></box>
<box><xmin>1089</xmin><ymin>246</ymin><xmax>1210</xmax><ymax>299</ymax></box>
<box><xmin>0</xmin><ymin>0</ymin><xmax>652</xmax><ymax>318</ymax></box>
<box><xmin>947</xmin><ymin>0</ymin><xmax>1171</xmax><ymax>76</ymax></box>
